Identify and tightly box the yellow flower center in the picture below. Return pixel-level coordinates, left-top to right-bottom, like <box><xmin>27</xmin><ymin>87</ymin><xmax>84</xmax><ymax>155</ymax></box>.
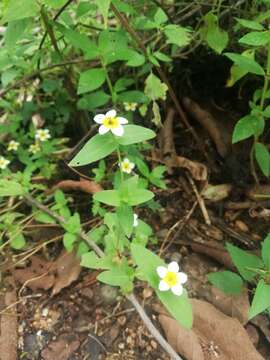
<box><xmin>163</xmin><ymin>271</ymin><xmax>177</xmax><ymax>287</ymax></box>
<box><xmin>123</xmin><ymin>163</ymin><xmax>130</xmax><ymax>170</ymax></box>
<box><xmin>103</xmin><ymin>117</ymin><xmax>119</xmax><ymax>129</ymax></box>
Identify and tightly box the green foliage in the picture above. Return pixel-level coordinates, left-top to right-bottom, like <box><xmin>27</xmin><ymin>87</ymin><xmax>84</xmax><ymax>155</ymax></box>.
<box><xmin>207</xmin><ymin>271</ymin><xmax>243</xmax><ymax>295</ymax></box>
<box><xmin>249</xmin><ymin>280</ymin><xmax>270</xmax><ymax>319</ymax></box>
<box><xmin>203</xmin><ymin>12</ymin><xmax>228</xmax><ymax>54</ymax></box>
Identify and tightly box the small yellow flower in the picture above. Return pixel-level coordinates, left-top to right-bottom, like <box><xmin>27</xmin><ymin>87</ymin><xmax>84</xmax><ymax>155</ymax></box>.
<box><xmin>120</xmin><ymin>158</ymin><xmax>135</xmax><ymax>174</ymax></box>
<box><xmin>124</xmin><ymin>102</ymin><xmax>138</xmax><ymax>112</ymax></box>
<box><xmin>157</xmin><ymin>262</ymin><xmax>187</xmax><ymax>296</ymax></box>
<box><xmin>29</xmin><ymin>143</ymin><xmax>41</xmax><ymax>154</ymax></box>
<box><xmin>0</xmin><ymin>156</ymin><xmax>10</xmax><ymax>170</ymax></box>
<box><xmin>94</xmin><ymin>109</ymin><xmax>128</xmax><ymax>136</ymax></box>
<box><xmin>35</xmin><ymin>128</ymin><xmax>51</xmax><ymax>142</ymax></box>
<box><xmin>7</xmin><ymin>140</ymin><xmax>19</xmax><ymax>151</ymax></box>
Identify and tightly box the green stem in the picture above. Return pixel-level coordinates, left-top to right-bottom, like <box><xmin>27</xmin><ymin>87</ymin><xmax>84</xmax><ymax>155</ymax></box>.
<box><xmin>101</xmin><ymin>60</ymin><xmax>116</xmax><ymax>104</ymax></box>
<box><xmin>116</xmin><ymin>146</ymin><xmax>124</xmax><ymax>182</ymax></box>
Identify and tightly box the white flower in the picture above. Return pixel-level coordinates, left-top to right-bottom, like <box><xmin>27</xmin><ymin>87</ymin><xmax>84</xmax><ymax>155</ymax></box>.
<box><xmin>157</xmin><ymin>261</ymin><xmax>187</xmax><ymax>296</ymax></box>
<box><xmin>7</xmin><ymin>140</ymin><xmax>19</xmax><ymax>151</ymax></box>
<box><xmin>35</xmin><ymin>128</ymin><xmax>51</xmax><ymax>142</ymax></box>
<box><xmin>29</xmin><ymin>143</ymin><xmax>41</xmax><ymax>154</ymax></box>
<box><xmin>120</xmin><ymin>158</ymin><xmax>135</xmax><ymax>174</ymax></box>
<box><xmin>0</xmin><ymin>156</ymin><xmax>10</xmax><ymax>170</ymax></box>
<box><xmin>133</xmin><ymin>214</ymin><xmax>139</xmax><ymax>227</ymax></box>
<box><xmin>124</xmin><ymin>102</ymin><xmax>137</xmax><ymax>112</ymax></box>
<box><xmin>94</xmin><ymin>109</ymin><xmax>128</xmax><ymax>137</ymax></box>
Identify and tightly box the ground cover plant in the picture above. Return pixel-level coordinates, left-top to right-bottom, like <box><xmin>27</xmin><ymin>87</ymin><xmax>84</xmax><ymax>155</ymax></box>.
<box><xmin>1</xmin><ymin>1</ymin><xmax>270</xmax><ymax>359</ymax></box>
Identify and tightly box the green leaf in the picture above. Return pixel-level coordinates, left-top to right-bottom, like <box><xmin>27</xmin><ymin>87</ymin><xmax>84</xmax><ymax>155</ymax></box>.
<box><xmin>118</xmin><ymin>90</ymin><xmax>148</xmax><ymax>103</ymax></box>
<box><xmin>116</xmin><ymin>205</ymin><xmax>134</xmax><ymax>237</ymax></box>
<box><xmin>239</xmin><ymin>31</ymin><xmax>270</xmax><ymax>46</ymax></box>
<box><xmin>125</xmin><ymin>50</ymin><xmax>145</xmax><ymax>67</ymax></box>
<box><xmin>11</xmin><ymin>233</ymin><xmax>26</xmax><ymax>249</ymax></box>
<box><xmin>164</xmin><ymin>24</ymin><xmax>192</xmax><ymax>47</ymax></box>
<box><xmin>62</xmin><ymin>213</ymin><xmax>80</xmax><ymax>234</ymax></box>
<box><xmin>35</xmin><ymin>212</ymin><xmax>56</xmax><ymax>224</ymax></box>
<box><xmin>96</xmin><ymin>0</ymin><xmax>111</xmax><ymax>26</ymax></box>
<box><xmin>97</xmin><ymin>267</ymin><xmax>133</xmax><ymax>288</ymax></box>
<box><xmin>77</xmin><ymin>91</ymin><xmax>110</xmax><ymax>110</ymax></box>
<box><xmin>94</xmin><ymin>190</ymin><xmax>121</xmax><ymax>206</ymax></box>
<box><xmin>125</xmin><ymin>189</ymin><xmax>154</xmax><ymax>206</ymax></box>
<box><xmin>225</xmin><ymin>53</ymin><xmax>265</xmax><ymax>76</ymax></box>
<box><xmin>4</xmin><ymin>18</ymin><xmax>30</xmax><ymax>47</ymax></box>
<box><xmin>69</xmin><ymin>133</ymin><xmax>117</xmax><ymax>166</ymax></box>
<box><xmin>0</xmin><ymin>180</ymin><xmax>24</xmax><ymax>197</ymax></box>
<box><xmin>145</xmin><ymin>73</ymin><xmax>168</xmax><ymax>101</ymax></box>
<box><xmin>98</xmin><ymin>30</ymin><xmax>129</xmax><ymax>65</ymax></box>
<box><xmin>204</xmin><ymin>12</ymin><xmax>228</xmax><ymax>54</ymax></box>
<box><xmin>249</xmin><ymin>280</ymin><xmax>270</xmax><ymax>319</ymax></box>
<box><xmin>87</xmin><ymin>225</ymin><xmax>107</xmax><ymax>243</ymax></box>
<box><xmin>226</xmin><ymin>243</ymin><xmax>263</xmax><ymax>281</ymax></box>
<box><xmin>63</xmin><ymin>232</ymin><xmax>77</xmax><ymax>252</ymax></box>
<box><xmin>2</xmin><ymin>0</ymin><xmax>39</xmax><ymax>23</ymax></box>
<box><xmin>153</xmin><ymin>51</ymin><xmax>172</xmax><ymax>62</ymax></box>
<box><xmin>255</xmin><ymin>142</ymin><xmax>270</xmax><ymax>176</ymax></box>
<box><xmin>118</xmin><ymin>125</ymin><xmax>156</xmax><ymax>146</ymax></box>
<box><xmin>236</xmin><ymin>18</ymin><xmax>264</xmax><ymax>31</ymax></box>
<box><xmin>232</xmin><ymin>115</ymin><xmax>264</xmax><ymax>143</ymax></box>
<box><xmin>226</xmin><ymin>50</ymin><xmax>255</xmax><ymax>87</ymax></box>
<box><xmin>114</xmin><ymin>77</ymin><xmax>134</xmax><ymax>93</ymax></box>
<box><xmin>77</xmin><ymin>68</ymin><xmax>106</xmax><ymax>95</ymax></box>
<box><xmin>44</xmin><ymin>0</ymin><xmax>67</xmax><ymax>8</ymax></box>
<box><xmin>131</xmin><ymin>244</ymin><xmax>193</xmax><ymax>328</ymax></box>
<box><xmin>81</xmin><ymin>251</ymin><xmax>113</xmax><ymax>269</ymax></box>
<box><xmin>207</xmin><ymin>271</ymin><xmax>244</xmax><ymax>295</ymax></box>
<box><xmin>154</xmin><ymin>7</ymin><xmax>168</xmax><ymax>25</ymax></box>
<box><xmin>262</xmin><ymin>234</ymin><xmax>270</xmax><ymax>270</ymax></box>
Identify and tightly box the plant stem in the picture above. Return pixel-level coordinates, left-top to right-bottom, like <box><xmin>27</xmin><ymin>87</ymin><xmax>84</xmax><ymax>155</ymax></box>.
<box><xmin>23</xmin><ymin>193</ymin><xmax>182</xmax><ymax>360</ymax></box>
<box><xmin>116</xmin><ymin>146</ymin><xmax>124</xmax><ymax>182</ymax></box>
<box><xmin>101</xmin><ymin>60</ymin><xmax>116</xmax><ymax>104</ymax></box>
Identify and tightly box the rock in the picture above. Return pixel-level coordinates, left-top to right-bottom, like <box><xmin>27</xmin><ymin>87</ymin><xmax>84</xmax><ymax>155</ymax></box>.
<box><xmin>100</xmin><ymin>285</ymin><xmax>118</xmax><ymax>305</ymax></box>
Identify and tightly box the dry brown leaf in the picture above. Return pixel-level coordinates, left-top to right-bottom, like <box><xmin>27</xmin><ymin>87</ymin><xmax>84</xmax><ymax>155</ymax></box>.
<box><xmin>246</xmin><ymin>185</ymin><xmax>270</xmax><ymax>201</ymax></box>
<box><xmin>0</xmin><ymin>277</ymin><xmax>17</xmax><ymax>360</ymax></box>
<box><xmin>51</xmin><ymin>178</ymin><xmax>103</xmax><ymax>194</ymax></box>
<box><xmin>13</xmin><ymin>256</ymin><xmax>55</xmax><ymax>291</ymax></box>
<box><xmin>158</xmin><ymin>299</ymin><xmax>264</xmax><ymax>360</ymax></box>
<box><xmin>191</xmin><ymin>242</ymin><xmax>234</xmax><ymax>269</ymax></box>
<box><xmin>174</xmin><ymin>155</ymin><xmax>207</xmax><ymax>181</ymax></box>
<box><xmin>251</xmin><ymin>314</ymin><xmax>270</xmax><ymax>345</ymax></box>
<box><xmin>51</xmin><ymin>251</ymin><xmax>81</xmax><ymax>295</ymax></box>
<box><xmin>202</xmin><ymin>184</ymin><xmax>232</xmax><ymax>202</ymax></box>
<box><xmin>41</xmin><ymin>334</ymin><xmax>80</xmax><ymax>360</ymax></box>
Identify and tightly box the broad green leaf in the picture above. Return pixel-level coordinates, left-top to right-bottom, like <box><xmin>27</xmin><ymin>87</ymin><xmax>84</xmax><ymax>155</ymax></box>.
<box><xmin>118</xmin><ymin>125</ymin><xmax>156</xmax><ymax>145</ymax></box>
<box><xmin>116</xmin><ymin>205</ymin><xmax>134</xmax><ymax>237</ymax></box>
<box><xmin>145</xmin><ymin>73</ymin><xmax>168</xmax><ymax>101</ymax></box>
<box><xmin>131</xmin><ymin>244</ymin><xmax>193</xmax><ymax>328</ymax></box>
<box><xmin>164</xmin><ymin>24</ymin><xmax>192</xmax><ymax>47</ymax></box>
<box><xmin>125</xmin><ymin>50</ymin><xmax>145</xmax><ymax>67</ymax></box>
<box><xmin>207</xmin><ymin>271</ymin><xmax>244</xmax><ymax>295</ymax></box>
<box><xmin>262</xmin><ymin>234</ymin><xmax>270</xmax><ymax>270</ymax></box>
<box><xmin>225</xmin><ymin>53</ymin><xmax>265</xmax><ymax>75</ymax></box>
<box><xmin>255</xmin><ymin>142</ymin><xmax>270</xmax><ymax>176</ymax></box>
<box><xmin>153</xmin><ymin>51</ymin><xmax>172</xmax><ymax>62</ymax></box>
<box><xmin>81</xmin><ymin>251</ymin><xmax>113</xmax><ymax>269</ymax></box>
<box><xmin>133</xmin><ymin>220</ymin><xmax>153</xmax><ymax>246</ymax></box>
<box><xmin>118</xmin><ymin>91</ymin><xmax>148</xmax><ymax>103</ymax></box>
<box><xmin>263</xmin><ymin>105</ymin><xmax>270</xmax><ymax>117</ymax></box>
<box><xmin>96</xmin><ymin>0</ymin><xmax>111</xmax><ymax>27</ymax></box>
<box><xmin>11</xmin><ymin>233</ymin><xmax>26</xmax><ymax>249</ymax></box>
<box><xmin>239</xmin><ymin>31</ymin><xmax>270</xmax><ymax>46</ymax></box>
<box><xmin>1</xmin><ymin>68</ymin><xmax>19</xmax><ymax>87</ymax></box>
<box><xmin>124</xmin><ymin>188</ymin><xmax>154</xmax><ymax>206</ymax></box>
<box><xmin>114</xmin><ymin>78</ymin><xmax>134</xmax><ymax>93</ymax></box>
<box><xmin>2</xmin><ymin>0</ymin><xmax>39</xmax><ymax>22</ymax></box>
<box><xmin>94</xmin><ymin>190</ymin><xmax>121</xmax><ymax>206</ymax></box>
<box><xmin>97</xmin><ymin>268</ymin><xmax>132</xmax><ymax>288</ymax></box>
<box><xmin>4</xmin><ymin>18</ymin><xmax>30</xmax><ymax>47</ymax></box>
<box><xmin>87</xmin><ymin>225</ymin><xmax>107</xmax><ymax>244</ymax></box>
<box><xmin>0</xmin><ymin>180</ymin><xmax>24</xmax><ymax>197</ymax></box>
<box><xmin>226</xmin><ymin>243</ymin><xmax>263</xmax><ymax>281</ymax></box>
<box><xmin>77</xmin><ymin>68</ymin><xmax>106</xmax><ymax>95</ymax></box>
<box><xmin>35</xmin><ymin>212</ymin><xmax>56</xmax><ymax>224</ymax></box>
<box><xmin>249</xmin><ymin>280</ymin><xmax>270</xmax><ymax>319</ymax></box>
<box><xmin>62</xmin><ymin>213</ymin><xmax>80</xmax><ymax>234</ymax></box>
<box><xmin>232</xmin><ymin>115</ymin><xmax>264</xmax><ymax>143</ymax></box>
<box><xmin>98</xmin><ymin>30</ymin><xmax>129</xmax><ymax>65</ymax></box>
<box><xmin>63</xmin><ymin>232</ymin><xmax>77</xmax><ymax>252</ymax></box>
<box><xmin>77</xmin><ymin>242</ymin><xmax>89</xmax><ymax>258</ymax></box>
<box><xmin>226</xmin><ymin>50</ymin><xmax>255</xmax><ymax>87</ymax></box>
<box><xmin>154</xmin><ymin>7</ymin><xmax>168</xmax><ymax>25</ymax></box>
<box><xmin>204</xmin><ymin>12</ymin><xmax>228</xmax><ymax>54</ymax></box>
<box><xmin>69</xmin><ymin>133</ymin><xmax>117</xmax><ymax>166</ymax></box>
<box><xmin>44</xmin><ymin>0</ymin><xmax>66</xmax><ymax>8</ymax></box>
<box><xmin>236</xmin><ymin>18</ymin><xmax>264</xmax><ymax>31</ymax></box>
<box><xmin>77</xmin><ymin>91</ymin><xmax>110</xmax><ymax>110</ymax></box>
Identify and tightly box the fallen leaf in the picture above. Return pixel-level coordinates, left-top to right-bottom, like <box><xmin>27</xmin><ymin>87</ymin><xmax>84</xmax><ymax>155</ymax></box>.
<box><xmin>202</xmin><ymin>184</ymin><xmax>232</xmax><ymax>202</ymax></box>
<box><xmin>51</xmin><ymin>178</ymin><xmax>102</xmax><ymax>194</ymax></box>
<box><xmin>0</xmin><ymin>277</ymin><xmax>17</xmax><ymax>360</ymax></box>
<box><xmin>250</xmin><ymin>314</ymin><xmax>270</xmax><ymax>344</ymax></box>
<box><xmin>157</xmin><ymin>299</ymin><xmax>264</xmax><ymax>360</ymax></box>
<box><xmin>41</xmin><ymin>334</ymin><xmax>80</xmax><ymax>360</ymax></box>
<box><xmin>175</xmin><ymin>155</ymin><xmax>207</xmax><ymax>181</ymax></box>
<box><xmin>51</xmin><ymin>251</ymin><xmax>81</xmax><ymax>295</ymax></box>
<box><xmin>246</xmin><ymin>184</ymin><xmax>270</xmax><ymax>201</ymax></box>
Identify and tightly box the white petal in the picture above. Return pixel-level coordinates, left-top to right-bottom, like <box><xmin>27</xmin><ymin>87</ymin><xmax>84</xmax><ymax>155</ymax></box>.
<box><xmin>171</xmin><ymin>284</ymin><xmax>183</xmax><ymax>296</ymax></box>
<box><xmin>123</xmin><ymin>158</ymin><xmax>129</xmax><ymax>163</ymax></box>
<box><xmin>130</xmin><ymin>162</ymin><xmax>135</xmax><ymax>169</ymax></box>
<box><xmin>159</xmin><ymin>280</ymin><xmax>170</xmax><ymax>291</ymax></box>
<box><xmin>156</xmin><ymin>266</ymin><xmax>168</xmax><ymax>279</ymax></box>
<box><xmin>106</xmin><ymin>109</ymin><xmax>116</xmax><ymax>118</ymax></box>
<box><xmin>99</xmin><ymin>125</ymin><xmax>110</xmax><ymax>135</ymax></box>
<box><xmin>117</xmin><ymin>117</ymin><xmax>128</xmax><ymax>124</ymax></box>
<box><xmin>112</xmin><ymin>125</ymin><xmax>124</xmax><ymax>136</ymax></box>
<box><xmin>177</xmin><ymin>272</ymin><xmax>188</xmax><ymax>284</ymax></box>
<box><xmin>168</xmin><ymin>261</ymin><xmax>179</xmax><ymax>273</ymax></box>
<box><xmin>133</xmin><ymin>214</ymin><xmax>138</xmax><ymax>227</ymax></box>
<box><xmin>94</xmin><ymin>114</ymin><xmax>105</xmax><ymax>124</ymax></box>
